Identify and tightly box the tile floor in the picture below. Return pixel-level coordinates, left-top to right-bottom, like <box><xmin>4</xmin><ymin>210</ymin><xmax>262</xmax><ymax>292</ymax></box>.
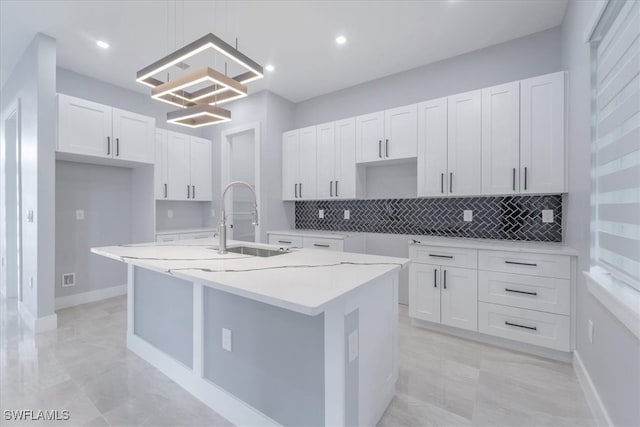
<box><xmin>1</xmin><ymin>296</ymin><xmax>593</xmax><ymax>426</ymax></box>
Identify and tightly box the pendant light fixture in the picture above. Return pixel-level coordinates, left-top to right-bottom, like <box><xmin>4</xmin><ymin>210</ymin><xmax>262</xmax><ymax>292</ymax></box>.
<box><xmin>137</xmin><ymin>4</ymin><xmax>263</xmax><ymax>128</ymax></box>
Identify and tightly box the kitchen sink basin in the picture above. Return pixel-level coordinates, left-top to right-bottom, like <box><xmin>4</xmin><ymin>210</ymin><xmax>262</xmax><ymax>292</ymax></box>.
<box><xmin>225</xmin><ymin>246</ymin><xmax>288</xmax><ymax>257</ymax></box>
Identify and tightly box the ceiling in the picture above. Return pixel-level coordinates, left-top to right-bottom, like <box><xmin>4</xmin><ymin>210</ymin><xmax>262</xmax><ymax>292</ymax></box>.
<box><xmin>0</xmin><ymin>0</ymin><xmax>568</xmax><ymax>103</ymax></box>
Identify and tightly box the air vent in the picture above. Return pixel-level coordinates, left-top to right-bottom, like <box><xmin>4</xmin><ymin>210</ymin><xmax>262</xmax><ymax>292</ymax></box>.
<box><xmin>62</xmin><ymin>273</ymin><xmax>76</xmax><ymax>287</ymax></box>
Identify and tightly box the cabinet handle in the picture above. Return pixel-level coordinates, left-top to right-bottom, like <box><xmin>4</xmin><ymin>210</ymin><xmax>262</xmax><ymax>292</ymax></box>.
<box><xmin>164</xmin><ymin>183</ymin><xmax>167</xmax><ymax>198</ymax></box>
<box><xmin>330</xmin><ymin>181</ymin><xmax>333</xmax><ymax>197</ymax></box>
<box><xmin>429</xmin><ymin>254</ymin><xmax>453</xmax><ymax>259</ymax></box>
<box><xmin>441</xmin><ymin>173</ymin><xmax>444</xmax><ymax>194</ymax></box>
<box><xmin>434</xmin><ymin>269</ymin><xmax>437</xmax><ymax>288</ymax></box>
<box><xmin>313</xmin><ymin>243</ymin><xmax>330</xmax><ymax>248</ymax></box>
<box><xmin>524</xmin><ymin>167</ymin><xmax>528</xmax><ymax>190</ymax></box>
<box><xmin>385</xmin><ymin>139</ymin><xmax>389</xmax><ymax>157</ymax></box>
<box><xmin>116</xmin><ymin>138</ymin><xmax>120</xmax><ymax>157</ymax></box>
<box><xmin>443</xmin><ymin>269</ymin><xmax>447</xmax><ymax>289</ymax></box>
<box><xmin>192</xmin><ymin>185</ymin><xmax>195</xmax><ymax>199</ymax></box>
<box><xmin>505</xmin><ymin>288</ymin><xmax>538</xmax><ymax>296</ymax></box>
<box><xmin>505</xmin><ymin>260</ymin><xmax>537</xmax><ymax>267</ymax></box>
<box><xmin>512</xmin><ymin>168</ymin><xmax>516</xmax><ymax>191</ymax></box>
<box><xmin>187</xmin><ymin>185</ymin><xmax>190</xmax><ymax>199</ymax></box>
<box><xmin>335</xmin><ymin>180</ymin><xmax>339</xmax><ymax>197</ymax></box>
<box><xmin>107</xmin><ymin>136</ymin><xmax>111</xmax><ymax>155</ymax></box>
<box><xmin>300</xmin><ymin>183</ymin><xmax>303</xmax><ymax>198</ymax></box>
<box><xmin>278</xmin><ymin>240</ymin><xmax>292</xmax><ymax>244</ymax></box>
<box><xmin>378</xmin><ymin>140</ymin><xmax>382</xmax><ymax>158</ymax></box>
<box><xmin>505</xmin><ymin>321</ymin><xmax>537</xmax><ymax>331</ymax></box>
<box><xmin>294</xmin><ymin>183</ymin><xmax>298</xmax><ymax>198</ymax></box>
<box><xmin>449</xmin><ymin>172</ymin><xmax>453</xmax><ymax>193</ymax></box>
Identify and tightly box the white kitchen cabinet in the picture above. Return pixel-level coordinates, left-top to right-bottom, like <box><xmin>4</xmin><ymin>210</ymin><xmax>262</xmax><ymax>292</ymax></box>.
<box><xmin>155</xmin><ymin>130</ymin><xmax>169</xmax><ymax>199</ymax></box>
<box><xmin>409</xmin><ymin>263</ymin><xmax>441</xmax><ymax>323</ymax></box>
<box><xmin>281</xmin><ymin>127</ymin><xmax>317</xmax><ymax>200</ymax></box>
<box><xmin>166</xmin><ymin>131</ymin><xmax>190</xmax><ymax>200</ymax></box>
<box><xmin>440</xmin><ymin>266</ymin><xmax>478</xmax><ymax>331</ymax></box>
<box><xmin>481</xmin><ymin>81</ymin><xmax>520</xmax><ymax>195</ymax></box>
<box><xmin>57</xmin><ymin>94</ymin><xmax>155</xmax><ymax>163</ymax></box>
<box><xmin>316</xmin><ymin>118</ymin><xmax>357</xmax><ymax>200</ymax></box>
<box><xmin>417</xmin><ymin>97</ymin><xmax>448</xmax><ymax>197</ymax></box>
<box><xmin>520</xmin><ymin>71</ymin><xmax>566</xmax><ymax>194</ymax></box>
<box><xmin>356</xmin><ymin>105</ymin><xmax>417</xmax><ymax>163</ymax></box>
<box><xmin>189</xmin><ymin>136</ymin><xmax>213</xmax><ymax>201</ymax></box>
<box><xmin>447</xmin><ymin>90</ymin><xmax>482</xmax><ymax>196</ymax></box>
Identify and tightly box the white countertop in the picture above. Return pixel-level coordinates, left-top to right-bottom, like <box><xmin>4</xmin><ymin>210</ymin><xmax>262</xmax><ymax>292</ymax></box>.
<box><xmin>156</xmin><ymin>227</ymin><xmax>217</xmax><ymax>235</ymax></box>
<box><xmin>409</xmin><ymin>236</ymin><xmax>579</xmax><ymax>256</ymax></box>
<box><xmin>92</xmin><ymin>239</ymin><xmax>409</xmax><ymax>316</ymax></box>
<box><xmin>267</xmin><ymin>230</ymin><xmax>355</xmax><ymax>240</ymax></box>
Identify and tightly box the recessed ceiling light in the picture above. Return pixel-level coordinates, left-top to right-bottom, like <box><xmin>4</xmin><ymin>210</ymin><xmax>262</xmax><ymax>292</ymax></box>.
<box><xmin>96</xmin><ymin>40</ymin><xmax>110</xmax><ymax>49</ymax></box>
<box><xmin>265</xmin><ymin>64</ymin><xmax>275</xmax><ymax>72</ymax></box>
<box><xmin>335</xmin><ymin>35</ymin><xmax>347</xmax><ymax>45</ymax></box>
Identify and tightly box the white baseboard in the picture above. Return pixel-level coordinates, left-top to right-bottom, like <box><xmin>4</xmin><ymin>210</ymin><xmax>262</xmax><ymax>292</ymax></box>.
<box><xmin>55</xmin><ymin>285</ymin><xmax>126</xmax><ymax>310</ymax></box>
<box><xmin>573</xmin><ymin>351</ymin><xmax>613</xmax><ymax>427</ymax></box>
<box><xmin>18</xmin><ymin>301</ymin><xmax>58</xmax><ymax>332</ymax></box>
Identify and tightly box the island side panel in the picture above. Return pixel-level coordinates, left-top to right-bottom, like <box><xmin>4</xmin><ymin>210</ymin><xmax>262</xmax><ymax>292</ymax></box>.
<box><xmin>202</xmin><ymin>286</ymin><xmax>325</xmax><ymax>427</ymax></box>
<box><xmin>133</xmin><ymin>267</ymin><xmax>194</xmax><ymax>368</ymax></box>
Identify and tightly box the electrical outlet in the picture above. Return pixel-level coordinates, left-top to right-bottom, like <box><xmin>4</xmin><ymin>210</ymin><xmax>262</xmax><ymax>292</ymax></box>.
<box><xmin>27</xmin><ymin>210</ymin><xmax>34</xmax><ymax>223</ymax></box>
<box><xmin>463</xmin><ymin>210</ymin><xmax>473</xmax><ymax>222</ymax></box>
<box><xmin>62</xmin><ymin>273</ymin><xmax>76</xmax><ymax>287</ymax></box>
<box><xmin>318</xmin><ymin>209</ymin><xmax>324</xmax><ymax>219</ymax></box>
<box><xmin>29</xmin><ymin>277</ymin><xmax>34</xmax><ymax>289</ymax></box>
<box><xmin>542</xmin><ymin>209</ymin><xmax>554</xmax><ymax>223</ymax></box>
<box><xmin>344</xmin><ymin>210</ymin><xmax>350</xmax><ymax>220</ymax></box>
<box><xmin>348</xmin><ymin>329</ymin><xmax>359</xmax><ymax>363</ymax></box>
<box><xmin>222</xmin><ymin>328</ymin><xmax>232</xmax><ymax>352</ymax></box>
<box><xmin>75</xmin><ymin>209</ymin><xmax>84</xmax><ymax>220</ymax></box>
<box><xmin>211</xmin><ymin>209</ymin><xmax>216</xmax><ymax>217</ymax></box>
<box><xmin>167</xmin><ymin>209</ymin><xmax>174</xmax><ymax>219</ymax></box>
<box><xmin>588</xmin><ymin>320</ymin><xmax>594</xmax><ymax>343</ymax></box>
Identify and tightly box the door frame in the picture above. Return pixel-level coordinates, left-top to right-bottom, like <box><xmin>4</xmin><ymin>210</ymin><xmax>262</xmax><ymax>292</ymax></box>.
<box><xmin>220</xmin><ymin>122</ymin><xmax>262</xmax><ymax>242</ymax></box>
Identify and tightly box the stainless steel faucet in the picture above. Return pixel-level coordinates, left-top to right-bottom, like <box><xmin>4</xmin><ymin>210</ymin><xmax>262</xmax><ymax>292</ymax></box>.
<box><xmin>218</xmin><ymin>181</ymin><xmax>259</xmax><ymax>254</ymax></box>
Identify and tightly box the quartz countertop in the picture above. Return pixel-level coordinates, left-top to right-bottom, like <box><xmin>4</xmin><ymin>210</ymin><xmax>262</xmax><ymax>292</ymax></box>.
<box><xmin>92</xmin><ymin>238</ymin><xmax>409</xmax><ymax>315</ymax></box>
<box><xmin>267</xmin><ymin>230</ymin><xmax>356</xmax><ymax>240</ymax></box>
<box><xmin>409</xmin><ymin>236</ymin><xmax>579</xmax><ymax>256</ymax></box>
<box><xmin>155</xmin><ymin>227</ymin><xmax>217</xmax><ymax>235</ymax></box>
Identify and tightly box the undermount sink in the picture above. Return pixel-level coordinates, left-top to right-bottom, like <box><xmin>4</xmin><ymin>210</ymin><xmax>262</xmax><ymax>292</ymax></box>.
<box><xmin>225</xmin><ymin>246</ymin><xmax>288</xmax><ymax>257</ymax></box>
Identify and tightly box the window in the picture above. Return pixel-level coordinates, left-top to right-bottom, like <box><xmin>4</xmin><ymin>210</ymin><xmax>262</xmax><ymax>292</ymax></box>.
<box><xmin>590</xmin><ymin>0</ymin><xmax>640</xmax><ymax>292</ymax></box>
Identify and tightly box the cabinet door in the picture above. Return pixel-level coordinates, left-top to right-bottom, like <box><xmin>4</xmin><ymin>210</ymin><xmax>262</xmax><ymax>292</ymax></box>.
<box><xmin>384</xmin><ymin>104</ymin><xmax>417</xmax><ymax>160</ymax></box>
<box><xmin>189</xmin><ymin>137</ymin><xmax>213</xmax><ymax>201</ymax></box>
<box><xmin>112</xmin><ymin>108</ymin><xmax>155</xmax><ymax>163</ymax></box>
<box><xmin>298</xmin><ymin>126</ymin><xmax>317</xmax><ymax>200</ymax></box>
<box><xmin>441</xmin><ymin>267</ymin><xmax>478</xmax><ymax>331</ymax></box>
<box><xmin>482</xmin><ymin>82</ymin><xmax>520</xmax><ymax>195</ymax></box>
<box><xmin>57</xmin><ymin>94</ymin><xmax>112</xmax><ymax>158</ymax></box>
<box><xmin>409</xmin><ymin>264</ymin><xmax>441</xmax><ymax>323</ymax></box>
<box><xmin>417</xmin><ymin>97</ymin><xmax>448</xmax><ymax>197</ymax></box>
<box><xmin>154</xmin><ymin>130</ymin><xmax>168</xmax><ymax>199</ymax></box>
<box><xmin>447</xmin><ymin>90</ymin><xmax>482</xmax><ymax>196</ymax></box>
<box><xmin>334</xmin><ymin>118</ymin><xmax>357</xmax><ymax>199</ymax></box>
<box><xmin>356</xmin><ymin>111</ymin><xmax>384</xmax><ymax>162</ymax></box>
<box><xmin>282</xmin><ymin>130</ymin><xmax>300</xmax><ymax>201</ymax></box>
<box><xmin>316</xmin><ymin>122</ymin><xmax>335</xmax><ymax>199</ymax></box>
<box><xmin>520</xmin><ymin>72</ymin><xmax>566</xmax><ymax>193</ymax></box>
<box><xmin>166</xmin><ymin>131</ymin><xmax>190</xmax><ymax>200</ymax></box>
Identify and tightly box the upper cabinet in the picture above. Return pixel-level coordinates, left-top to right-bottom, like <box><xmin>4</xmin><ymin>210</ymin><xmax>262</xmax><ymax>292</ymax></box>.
<box><xmin>57</xmin><ymin>94</ymin><xmax>155</xmax><ymax>164</ymax></box>
<box><xmin>356</xmin><ymin>104</ymin><xmax>417</xmax><ymax>163</ymax></box>
<box><xmin>316</xmin><ymin>118</ymin><xmax>358</xmax><ymax>199</ymax></box>
<box><xmin>417</xmin><ymin>97</ymin><xmax>448</xmax><ymax>197</ymax></box>
<box><xmin>520</xmin><ymin>72</ymin><xmax>566</xmax><ymax>194</ymax></box>
<box><xmin>447</xmin><ymin>90</ymin><xmax>482</xmax><ymax>196</ymax></box>
<box><xmin>282</xmin><ymin>127</ymin><xmax>317</xmax><ymax>201</ymax></box>
<box><xmin>155</xmin><ymin>129</ymin><xmax>213</xmax><ymax>201</ymax></box>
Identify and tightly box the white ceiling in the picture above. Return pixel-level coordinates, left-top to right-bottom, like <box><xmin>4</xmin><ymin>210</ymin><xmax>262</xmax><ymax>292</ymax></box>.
<box><xmin>0</xmin><ymin>0</ymin><xmax>568</xmax><ymax>103</ymax></box>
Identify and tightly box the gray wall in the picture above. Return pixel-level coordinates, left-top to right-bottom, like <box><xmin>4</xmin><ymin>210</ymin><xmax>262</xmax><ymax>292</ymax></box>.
<box><xmin>155</xmin><ymin>201</ymin><xmax>214</xmax><ymax>231</ymax></box>
<box><xmin>294</xmin><ymin>27</ymin><xmax>563</xmax><ymax>128</ymax></box>
<box><xmin>0</xmin><ymin>33</ymin><xmax>57</xmax><ymax>319</ymax></box>
<box><xmin>55</xmin><ymin>161</ymin><xmax>131</xmax><ymax>298</ymax></box>
<box><xmin>560</xmin><ymin>2</ymin><xmax>640</xmax><ymax>426</ymax></box>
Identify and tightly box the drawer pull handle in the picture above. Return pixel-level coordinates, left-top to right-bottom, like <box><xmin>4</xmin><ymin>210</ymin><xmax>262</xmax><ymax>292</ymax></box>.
<box><xmin>278</xmin><ymin>240</ymin><xmax>292</xmax><ymax>244</ymax></box>
<box><xmin>505</xmin><ymin>321</ymin><xmax>537</xmax><ymax>331</ymax></box>
<box><xmin>505</xmin><ymin>288</ymin><xmax>538</xmax><ymax>296</ymax></box>
<box><xmin>314</xmin><ymin>243</ymin><xmax>330</xmax><ymax>248</ymax></box>
<box><xmin>429</xmin><ymin>254</ymin><xmax>454</xmax><ymax>259</ymax></box>
<box><xmin>505</xmin><ymin>261</ymin><xmax>537</xmax><ymax>267</ymax></box>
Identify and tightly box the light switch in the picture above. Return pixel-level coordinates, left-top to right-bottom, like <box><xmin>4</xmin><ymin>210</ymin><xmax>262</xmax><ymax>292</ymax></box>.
<box><xmin>463</xmin><ymin>210</ymin><xmax>473</xmax><ymax>222</ymax></box>
<box><xmin>344</xmin><ymin>210</ymin><xmax>350</xmax><ymax>220</ymax></box>
<box><xmin>167</xmin><ymin>209</ymin><xmax>174</xmax><ymax>219</ymax></box>
<box><xmin>348</xmin><ymin>329</ymin><xmax>359</xmax><ymax>363</ymax></box>
<box><xmin>319</xmin><ymin>209</ymin><xmax>324</xmax><ymax>219</ymax></box>
<box><xmin>542</xmin><ymin>209</ymin><xmax>554</xmax><ymax>223</ymax></box>
<box><xmin>222</xmin><ymin>328</ymin><xmax>232</xmax><ymax>352</ymax></box>
<box><xmin>75</xmin><ymin>209</ymin><xmax>85</xmax><ymax>220</ymax></box>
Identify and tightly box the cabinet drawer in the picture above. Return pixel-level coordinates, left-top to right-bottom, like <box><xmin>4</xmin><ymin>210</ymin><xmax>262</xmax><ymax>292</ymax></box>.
<box><xmin>479</xmin><ymin>250</ymin><xmax>570</xmax><ymax>279</ymax></box>
<box><xmin>179</xmin><ymin>232</ymin><xmax>215</xmax><ymax>240</ymax></box>
<box><xmin>479</xmin><ymin>302</ymin><xmax>570</xmax><ymax>351</ymax></box>
<box><xmin>409</xmin><ymin>245</ymin><xmax>477</xmax><ymax>269</ymax></box>
<box><xmin>479</xmin><ymin>271</ymin><xmax>570</xmax><ymax>315</ymax></box>
<box><xmin>156</xmin><ymin>233</ymin><xmax>179</xmax><ymax>242</ymax></box>
<box><xmin>303</xmin><ymin>237</ymin><xmax>344</xmax><ymax>251</ymax></box>
<box><xmin>268</xmin><ymin>234</ymin><xmax>304</xmax><ymax>248</ymax></box>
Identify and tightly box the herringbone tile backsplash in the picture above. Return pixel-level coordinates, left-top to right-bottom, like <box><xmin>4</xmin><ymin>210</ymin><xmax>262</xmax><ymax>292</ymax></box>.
<box><xmin>295</xmin><ymin>195</ymin><xmax>563</xmax><ymax>242</ymax></box>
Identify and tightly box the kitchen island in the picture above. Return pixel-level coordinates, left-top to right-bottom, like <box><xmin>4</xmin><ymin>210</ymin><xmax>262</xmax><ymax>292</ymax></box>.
<box><xmin>91</xmin><ymin>239</ymin><xmax>409</xmax><ymax>427</ymax></box>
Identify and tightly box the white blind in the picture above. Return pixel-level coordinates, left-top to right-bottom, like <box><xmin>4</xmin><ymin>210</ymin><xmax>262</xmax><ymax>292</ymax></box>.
<box><xmin>592</xmin><ymin>0</ymin><xmax>640</xmax><ymax>290</ymax></box>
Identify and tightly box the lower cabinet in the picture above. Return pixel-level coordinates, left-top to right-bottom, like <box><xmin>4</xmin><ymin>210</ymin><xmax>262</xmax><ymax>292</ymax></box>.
<box><xmin>155</xmin><ymin>229</ymin><xmax>217</xmax><ymax>242</ymax></box>
<box><xmin>267</xmin><ymin>231</ymin><xmax>366</xmax><ymax>253</ymax></box>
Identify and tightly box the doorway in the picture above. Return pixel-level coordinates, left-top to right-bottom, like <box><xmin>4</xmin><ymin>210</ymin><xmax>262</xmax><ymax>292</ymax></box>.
<box><xmin>1</xmin><ymin>99</ymin><xmax>21</xmax><ymax>300</ymax></box>
<box><xmin>221</xmin><ymin>123</ymin><xmax>261</xmax><ymax>243</ymax></box>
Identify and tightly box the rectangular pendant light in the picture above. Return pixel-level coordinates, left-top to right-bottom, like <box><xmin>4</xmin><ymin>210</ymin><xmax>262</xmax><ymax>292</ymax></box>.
<box><xmin>167</xmin><ymin>104</ymin><xmax>231</xmax><ymax>128</ymax></box>
<box><xmin>151</xmin><ymin>67</ymin><xmax>248</xmax><ymax>105</ymax></box>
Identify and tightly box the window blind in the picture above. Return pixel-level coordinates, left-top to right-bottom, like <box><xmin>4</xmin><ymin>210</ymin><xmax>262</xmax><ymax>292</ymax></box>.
<box><xmin>592</xmin><ymin>0</ymin><xmax>640</xmax><ymax>290</ymax></box>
